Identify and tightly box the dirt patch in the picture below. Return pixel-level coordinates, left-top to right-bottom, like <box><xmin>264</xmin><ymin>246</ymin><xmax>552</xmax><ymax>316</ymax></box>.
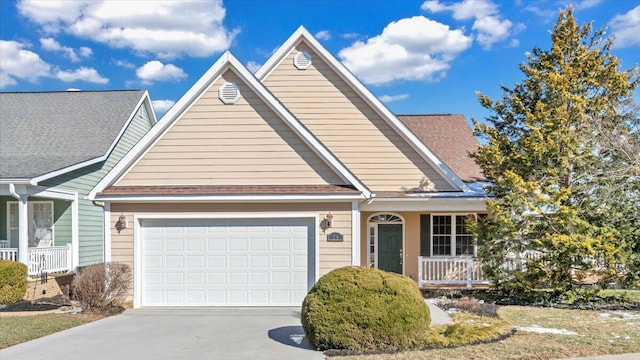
<box><xmin>436</xmin><ymin>296</ymin><xmax>500</xmax><ymax>317</ymax></box>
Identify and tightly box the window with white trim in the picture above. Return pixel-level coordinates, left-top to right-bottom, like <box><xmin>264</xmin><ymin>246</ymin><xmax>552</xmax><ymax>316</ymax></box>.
<box><xmin>7</xmin><ymin>201</ymin><xmax>54</xmax><ymax>247</ymax></box>
<box><xmin>431</xmin><ymin>214</ymin><xmax>475</xmax><ymax>256</ymax></box>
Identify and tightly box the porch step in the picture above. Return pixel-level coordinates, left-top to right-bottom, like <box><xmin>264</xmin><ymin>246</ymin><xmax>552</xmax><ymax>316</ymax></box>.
<box><xmin>425</xmin><ymin>299</ymin><xmax>453</xmax><ymax>325</ymax></box>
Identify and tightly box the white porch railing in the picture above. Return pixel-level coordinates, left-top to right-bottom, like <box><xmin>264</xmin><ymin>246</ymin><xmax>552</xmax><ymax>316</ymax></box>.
<box><xmin>0</xmin><ymin>245</ymin><xmax>72</xmax><ymax>275</ymax></box>
<box><xmin>28</xmin><ymin>245</ymin><xmax>73</xmax><ymax>275</ymax></box>
<box><xmin>0</xmin><ymin>248</ymin><xmax>18</xmax><ymax>261</ymax></box>
<box><xmin>418</xmin><ymin>256</ymin><xmax>491</xmax><ymax>288</ymax></box>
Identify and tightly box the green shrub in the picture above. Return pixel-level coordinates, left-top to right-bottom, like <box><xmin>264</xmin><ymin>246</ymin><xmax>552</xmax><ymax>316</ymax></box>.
<box><xmin>301</xmin><ymin>266</ymin><xmax>430</xmax><ymax>352</ymax></box>
<box><xmin>0</xmin><ymin>260</ymin><xmax>28</xmax><ymax>304</ymax></box>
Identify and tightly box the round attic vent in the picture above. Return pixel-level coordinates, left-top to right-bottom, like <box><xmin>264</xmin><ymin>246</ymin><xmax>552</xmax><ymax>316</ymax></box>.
<box><xmin>218</xmin><ymin>82</ymin><xmax>240</xmax><ymax>104</ymax></box>
<box><xmin>293</xmin><ymin>51</ymin><xmax>312</xmax><ymax>70</ymax></box>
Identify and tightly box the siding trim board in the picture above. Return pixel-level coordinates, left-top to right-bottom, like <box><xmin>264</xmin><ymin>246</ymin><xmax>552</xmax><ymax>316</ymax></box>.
<box><xmin>91</xmin><ymin>52</ymin><xmax>370</xmax><ymax>200</ymax></box>
<box><xmin>256</xmin><ymin>26</ymin><xmax>469</xmax><ymax>192</ymax></box>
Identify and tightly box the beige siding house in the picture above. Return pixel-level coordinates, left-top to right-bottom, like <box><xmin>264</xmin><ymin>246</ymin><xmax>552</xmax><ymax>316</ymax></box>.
<box><xmin>92</xmin><ymin>27</ymin><xmax>488</xmax><ymax>308</ymax></box>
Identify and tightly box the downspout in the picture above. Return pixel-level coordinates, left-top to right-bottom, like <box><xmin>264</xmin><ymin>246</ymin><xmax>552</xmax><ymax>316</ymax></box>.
<box><xmin>9</xmin><ymin>183</ymin><xmax>20</xmax><ymax>200</ymax></box>
<box><xmin>92</xmin><ymin>200</ymin><xmax>110</xmax><ymax>264</ymax></box>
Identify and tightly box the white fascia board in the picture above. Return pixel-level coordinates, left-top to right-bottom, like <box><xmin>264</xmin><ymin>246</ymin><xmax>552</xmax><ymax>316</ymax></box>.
<box><xmin>256</xmin><ymin>26</ymin><xmax>469</xmax><ymax>192</ymax></box>
<box><xmin>225</xmin><ymin>53</ymin><xmax>371</xmax><ymax>198</ymax></box>
<box><xmin>31</xmin><ymin>156</ymin><xmax>105</xmax><ymax>185</ymax></box>
<box><xmin>361</xmin><ymin>197</ymin><xmax>487</xmax><ymax>212</ymax></box>
<box><xmin>88</xmin><ymin>54</ymin><xmax>234</xmax><ymax>200</ymax></box>
<box><xmin>94</xmin><ymin>194</ymin><xmax>364</xmax><ymax>203</ymax></box>
<box><xmin>27</xmin><ymin>185</ymin><xmax>77</xmax><ymax>201</ymax></box>
<box><xmin>33</xmin><ymin>92</ymin><xmax>154</xmax><ymax>186</ymax></box>
<box><xmin>0</xmin><ymin>179</ymin><xmax>31</xmax><ymax>185</ymax></box>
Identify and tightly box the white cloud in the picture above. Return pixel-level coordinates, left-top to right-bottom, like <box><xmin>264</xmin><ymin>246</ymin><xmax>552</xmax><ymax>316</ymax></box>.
<box><xmin>524</xmin><ymin>5</ymin><xmax>556</xmax><ymax>19</ymax></box>
<box><xmin>0</xmin><ymin>39</ymin><xmax>107</xmax><ymax>87</ymax></box>
<box><xmin>136</xmin><ymin>60</ymin><xmax>187</xmax><ymax>84</ymax></box>
<box><xmin>54</xmin><ymin>67</ymin><xmax>108</xmax><ymax>84</ymax></box>
<box><xmin>338</xmin><ymin>16</ymin><xmax>472</xmax><ymax>85</ymax></box>
<box><xmin>575</xmin><ymin>0</ymin><xmax>603</xmax><ymax>10</ymax></box>
<box><xmin>152</xmin><ymin>99</ymin><xmax>176</xmax><ymax>112</ymax></box>
<box><xmin>39</xmin><ymin>37</ymin><xmax>91</xmax><ymax>62</ymax></box>
<box><xmin>17</xmin><ymin>0</ymin><xmax>238</xmax><ymax>59</ymax></box>
<box><xmin>422</xmin><ymin>0</ymin><xmax>519</xmax><ymax>49</ymax></box>
<box><xmin>342</xmin><ymin>32</ymin><xmax>360</xmax><ymax>39</ymax></box>
<box><xmin>472</xmin><ymin>16</ymin><xmax>513</xmax><ymax>49</ymax></box>
<box><xmin>379</xmin><ymin>93</ymin><xmax>410</xmax><ymax>103</ymax></box>
<box><xmin>0</xmin><ymin>40</ymin><xmax>51</xmax><ymax>88</ymax></box>
<box><xmin>315</xmin><ymin>30</ymin><xmax>331</xmax><ymax>40</ymax></box>
<box><xmin>115</xmin><ymin>59</ymin><xmax>136</xmax><ymax>69</ymax></box>
<box><xmin>422</xmin><ymin>0</ymin><xmax>496</xmax><ymax>19</ymax></box>
<box><xmin>246</xmin><ymin>61</ymin><xmax>261</xmax><ymax>73</ymax></box>
<box><xmin>78</xmin><ymin>46</ymin><xmax>92</xmax><ymax>57</ymax></box>
<box><xmin>611</xmin><ymin>6</ymin><xmax>640</xmax><ymax>48</ymax></box>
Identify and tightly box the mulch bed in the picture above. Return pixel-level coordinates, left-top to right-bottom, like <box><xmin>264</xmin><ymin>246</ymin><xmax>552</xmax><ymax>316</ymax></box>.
<box><xmin>0</xmin><ymin>295</ymin><xmax>71</xmax><ymax>312</ymax></box>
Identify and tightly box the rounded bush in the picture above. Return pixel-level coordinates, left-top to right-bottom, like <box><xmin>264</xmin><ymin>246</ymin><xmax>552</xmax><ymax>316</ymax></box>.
<box><xmin>301</xmin><ymin>266</ymin><xmax>430</xmax><ymax>352</ymax></box>
<box><xmin>0</xmin><ymin>260</ymin><xmax>28</xmax><ymax>304</ymax></box>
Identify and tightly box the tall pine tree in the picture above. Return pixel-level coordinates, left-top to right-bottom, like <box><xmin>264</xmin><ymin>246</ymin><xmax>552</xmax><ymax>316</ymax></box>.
<box><xmin>472</xmin><ymin>8</ymin><xmax>639</xmax><ymax>297</ymax></box>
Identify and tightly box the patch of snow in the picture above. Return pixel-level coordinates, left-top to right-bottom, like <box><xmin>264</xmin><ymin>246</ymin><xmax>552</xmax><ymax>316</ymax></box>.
<box><xmin>514</xmin><ymin>325</ymin><xmax>578</xmax><ymax>336</ymax></box>
<box><xmin>612</xmin><ymin>311</ymin><xmax>640</xmax><ymax>320</ymax></box>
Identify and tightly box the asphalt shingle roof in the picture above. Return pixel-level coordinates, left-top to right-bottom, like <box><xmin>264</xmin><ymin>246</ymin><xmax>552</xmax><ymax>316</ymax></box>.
<box><xmin>0</xmin><ymin>90</ymin><xmax>145</xmax><ymax>179</ymax></box>
<box><xmin>397</xmin><ymin>114</ymin><xmax>486</xmax><ymax>182</ymax></box>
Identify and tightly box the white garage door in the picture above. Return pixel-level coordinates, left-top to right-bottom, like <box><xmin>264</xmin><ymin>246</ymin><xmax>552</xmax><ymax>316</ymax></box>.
<box><xmin>140</xmin><ymin>218</ymin><xmax>315</xmax><ymax>306</ymax></box>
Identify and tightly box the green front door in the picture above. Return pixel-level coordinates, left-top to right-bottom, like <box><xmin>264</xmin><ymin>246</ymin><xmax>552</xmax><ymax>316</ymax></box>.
<box><xmin>378</xmin><ymin>224</ymin><xmax>403</xmax><ymax>274</ymax></box>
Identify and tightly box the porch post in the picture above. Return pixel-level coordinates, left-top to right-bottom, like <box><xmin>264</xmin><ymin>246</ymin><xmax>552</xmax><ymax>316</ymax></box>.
<box><xmin>17</xmin><ymin>196</ymin><xmax>29</xmax><ymax>265</ymax></box>
<box><xmin>466</xmin><ymin>256</ymin><xmax>473</xmax><ymax>289</ymax></box>
<box><xmin>71</xmin><ymin>193</ymin><xmax>79</xmax><ymax>270</ymax></box>
<box><xmin>351</xmin><ymin>201</ymin><xmax>360</xmax><ymax>266</ymax></box>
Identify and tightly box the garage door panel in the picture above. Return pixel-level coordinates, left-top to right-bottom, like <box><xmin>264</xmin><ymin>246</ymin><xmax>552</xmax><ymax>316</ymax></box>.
<box><xmin>165</xmin><ymin>256</ymin><xmax>184</xmax><ymax>268</ymax></box>
<box><xmin>208</xmin><ymin>255</ymin><xmax>226</xmax><ymax>267</ymax></box>
<box><xmin>207</xmin><ymin>238</ymin><xmax>225</xmax><ymax>250</ymax></box>
<box><xmin>141</xmin><ymin>218</ymin><xmax>314</xmax><ymax>306</ymax></box>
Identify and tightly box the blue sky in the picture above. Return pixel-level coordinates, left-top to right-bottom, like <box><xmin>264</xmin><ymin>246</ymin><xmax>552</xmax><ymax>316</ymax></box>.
<box><xmin>1</xmin><ymin>0</ymin><xmax>639</xmax><ymax>124</ymax></box>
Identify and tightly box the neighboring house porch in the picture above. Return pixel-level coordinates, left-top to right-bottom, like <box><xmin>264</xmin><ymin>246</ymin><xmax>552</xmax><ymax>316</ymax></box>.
<box><xmin>0</xmin><ymin>90</ymin><xmax>157</xmax><ymax>276</ymax></box>
<box><xmin>0</xmin><ymin>185</ymin><xmax>76</xmax><ymax>275</ymax></box>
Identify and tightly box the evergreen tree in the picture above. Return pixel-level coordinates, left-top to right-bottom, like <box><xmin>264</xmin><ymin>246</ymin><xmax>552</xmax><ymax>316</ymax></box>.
<box><xmin>472</xmin><ymin>7</ymin><xmax>639</xmax><ymax>297</ymax></box>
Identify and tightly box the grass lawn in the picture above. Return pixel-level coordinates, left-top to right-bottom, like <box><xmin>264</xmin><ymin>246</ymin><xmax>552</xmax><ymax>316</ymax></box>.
<box><xmin>0</xmin><ymin>313</ymin><xmax>102</xmax><ymax>349</ymax></box>
<box><xmin>600</xmin><ymin>289</ymin><xmax>640</xmax><ymax>303</ymax></box>
<box><xmin>332</xmin><ymin>306</ymin><xmax>640</xmax><ymax>360</ymax></box>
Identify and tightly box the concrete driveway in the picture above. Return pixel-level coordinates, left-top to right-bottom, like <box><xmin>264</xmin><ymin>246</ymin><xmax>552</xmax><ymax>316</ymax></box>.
<box><xmin>0</xmin><ymin>308</ymin><xmax>325</xmax><ymax>360</ymax></box>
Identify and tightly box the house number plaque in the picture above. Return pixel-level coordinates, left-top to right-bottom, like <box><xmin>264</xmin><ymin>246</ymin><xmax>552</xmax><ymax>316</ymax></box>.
<box><xmin>327</xmin><ymin>232</ymin><xmax>344</xmax><ymax>242</ymax></box>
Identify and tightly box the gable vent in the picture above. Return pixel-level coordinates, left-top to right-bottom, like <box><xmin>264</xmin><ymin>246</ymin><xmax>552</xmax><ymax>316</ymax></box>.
<box><xmin>293</xmin><ymin>51</ymin><xmax>312</xmax><ymax>70</ymax></box>
<box><xmin>218</xmin><ymin>82</ymin><xmax>240</xmax><ymax>104</ymax></box>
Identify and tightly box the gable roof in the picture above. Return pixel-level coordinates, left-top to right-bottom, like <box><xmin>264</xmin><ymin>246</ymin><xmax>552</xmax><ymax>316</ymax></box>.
<box><xmin>90</xmin><ymin>52</ymin><xmax>371</xmax><ymax>200</ymax></box>
<box><xmin>398</xmin><ymin>114</ymin><xmax>486</xmax><ymax>182</ymax></box>
<box><xmin>256</xmin><ymin>26</ymin><xmax>471</xmax><ymax>193</ymax></box>
<box><xmin>0</xmin><ymin>90</ymin><xmax>155</xmax><ymax>182</ymax></box>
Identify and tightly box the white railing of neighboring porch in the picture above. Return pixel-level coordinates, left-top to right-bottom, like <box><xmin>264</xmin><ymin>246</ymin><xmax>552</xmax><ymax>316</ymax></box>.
<box><xmin>28</xmin><ymin>245</ymin><xmax>73</xmax><ymax>275</ymax></box>
<box><xmin>0</xmin><ymin>245</ymin><xmax>72</xmax><ymax>275</ymax></box>
<box><xmin>418</xmin><ymin>256</ymin><xmax>491</xmax><ymax>288</ymax></box>
<box><xmin>0</xmin><ymin>248</ymin><xmax>18</xmax><ymax>261</ymax></box>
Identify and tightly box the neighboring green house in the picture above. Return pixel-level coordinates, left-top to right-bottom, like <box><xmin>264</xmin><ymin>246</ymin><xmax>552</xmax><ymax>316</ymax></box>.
<box><xmin>0</xmin><ymin>90</ymin><xmax>156</xmax><ymax>275</ymax></box>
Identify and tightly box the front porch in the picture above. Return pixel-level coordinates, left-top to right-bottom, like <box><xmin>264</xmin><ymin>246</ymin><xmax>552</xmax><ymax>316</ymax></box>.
<box><xmin>0</xmin><ymin>183</ymin><xmax>78</xmax><ymax>275</ymax></box>
<box><xmin>418</xmin><ymin>256</ymin><xmax>490</xmax><ymax>288</ymax></box>
<box><xmin>359</xmin><ymin>208</ymin><xmax>491</xmax><ymax>287</ymax></box>
<box><xmin>0</xmin><ymin>245</ymin><xmax>73</xmax><ymax>275</ymax></box>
